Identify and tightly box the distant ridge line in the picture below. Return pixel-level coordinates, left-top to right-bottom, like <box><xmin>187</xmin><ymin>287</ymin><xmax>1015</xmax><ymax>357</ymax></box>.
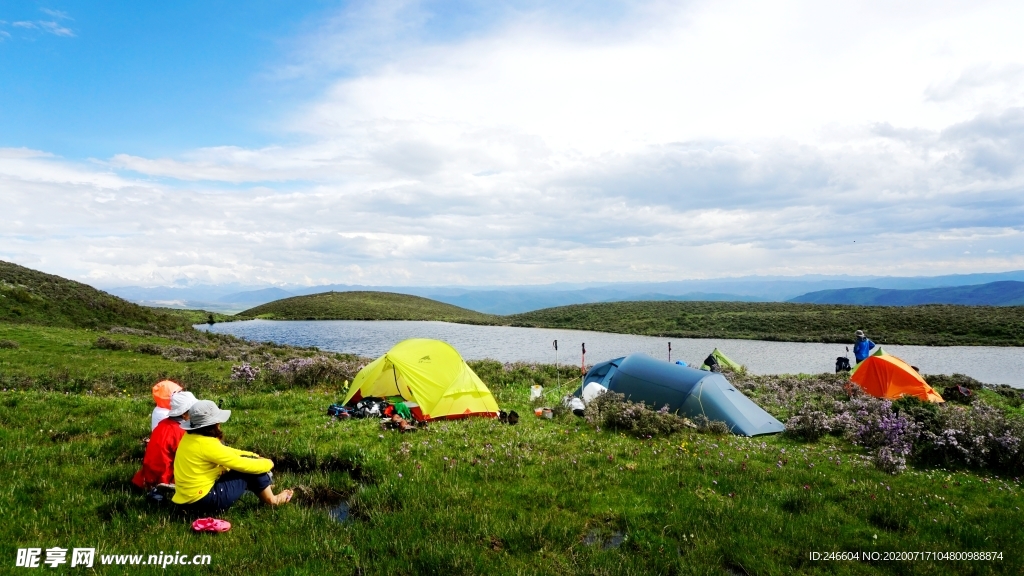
<box><xmin>789</xmin><ymin>281</ymin><xmax>1024</xmax><ymax>306</ymax></box>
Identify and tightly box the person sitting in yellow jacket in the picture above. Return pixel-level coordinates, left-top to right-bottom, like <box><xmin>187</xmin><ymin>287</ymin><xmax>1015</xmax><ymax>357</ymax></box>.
<box><xmin>172</xmin><ymin>400</ymin><xmax>292</xmax><ymax>511</ymax></box>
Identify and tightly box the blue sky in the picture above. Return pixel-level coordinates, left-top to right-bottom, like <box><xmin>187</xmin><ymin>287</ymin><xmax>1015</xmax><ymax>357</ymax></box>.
<box><xmin>0</xmin><ymin>1</ymin><xmax>334</xmax><ymax>157</ymax></box>
<box><xmin>0</xmin><ymin>1</ymin><xmax>600</xmax><ymax>156</ymax></box>
<box><xmin>2</xmin><ymin>1</ymin><xmax>1024</xmax><ymax>287</ymax></box>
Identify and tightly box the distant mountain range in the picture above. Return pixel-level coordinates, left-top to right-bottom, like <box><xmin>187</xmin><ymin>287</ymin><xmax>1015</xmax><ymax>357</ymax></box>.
<box><xmin>218</xmin><ymin>287</ymin><xmax>295</xmax><ymax>304</ymax></box>
<box><xmin>789</xmin><ymin>281</ymin><xmax>1024</xmax><ymax>306</ymax></box>
<box><xmin>103</xmin><ymin>270</ymin><xmax>1024</xmax><ymax>314</ymax></box>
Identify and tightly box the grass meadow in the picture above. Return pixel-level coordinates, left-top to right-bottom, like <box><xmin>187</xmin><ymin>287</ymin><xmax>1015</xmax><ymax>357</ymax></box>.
<box><xmin>2</xmin><ymin>325</ymin><xmax>1023</xmax><ymax>574</ymax></box>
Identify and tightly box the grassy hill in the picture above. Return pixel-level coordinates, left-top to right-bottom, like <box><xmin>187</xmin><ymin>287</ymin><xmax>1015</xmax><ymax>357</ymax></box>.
<box><xmin>791</xmin><ymin>280</ymin><xmax>1024</xmax><ymax>306</ymax></box>
<box><xmin>507</xmin><ymin>300</ymin><xmax>1024</xmax><ymax>346</ymax></box>
<box><xmin>239</xmin><ymin>290</ymin><xmax>498</xmax><ymax>324</ymax></box>
<box><xmin>0</xmin><ymin>260</ymin><xmax>188</xmax><ymax>331</ymax></box>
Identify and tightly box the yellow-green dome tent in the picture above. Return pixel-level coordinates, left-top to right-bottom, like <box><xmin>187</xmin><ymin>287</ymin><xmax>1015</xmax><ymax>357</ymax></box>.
<box><xmin>342</xmin><ymin>339</ymin><xmax>500</xmax><ymax>420</ymax></box>
<box><xmin>700</xmin><ymin>348</ymin><xmax>743</xmax><ymax>372</ymax></box>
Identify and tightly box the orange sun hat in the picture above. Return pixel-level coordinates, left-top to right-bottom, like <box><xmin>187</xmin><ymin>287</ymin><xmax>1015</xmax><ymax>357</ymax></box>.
<box><xmin>152</xmin><ymin>380</ymin><xmax>183</xmax><ymax>409</ymax></box>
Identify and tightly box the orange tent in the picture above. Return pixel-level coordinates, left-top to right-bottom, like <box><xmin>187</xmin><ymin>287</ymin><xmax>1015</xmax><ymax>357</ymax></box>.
<box><xmin>850</xmin><ymin>348</ymin><xmax>943</xmax><ymax>403</ymax></box>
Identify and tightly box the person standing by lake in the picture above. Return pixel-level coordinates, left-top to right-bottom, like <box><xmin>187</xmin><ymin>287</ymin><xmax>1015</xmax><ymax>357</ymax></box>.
<box><xmin>853</xmin><ymin>329</ymin><xmax>876</xmax><ymax>363</ymax></box>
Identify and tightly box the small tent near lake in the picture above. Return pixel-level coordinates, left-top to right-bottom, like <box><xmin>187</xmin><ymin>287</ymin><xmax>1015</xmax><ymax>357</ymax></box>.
<box><xmin>850</xmin><ymin>348</ymin><xmax>944</xmax><ymax>403</ymax></box>
<box><xmin>700</xmin><ymin>348</ymin><xmax>743</xmax><ymax>372</ymax></box>
<box><xmin>580</xmin><ymin>353</ymin><xmax>784</xmax><ymax>436</ymax></box>
<box><xmin>343</xmin><ymin>339</ymin><xmax>500</xmax><ymax>420</ymax></box>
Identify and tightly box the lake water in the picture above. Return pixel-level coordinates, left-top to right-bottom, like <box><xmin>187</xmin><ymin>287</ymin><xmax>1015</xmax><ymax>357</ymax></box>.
<box><xmin>196</xmin><ymin>320</ymin><xmax>1024</xmax><ymax>387</ymax></box>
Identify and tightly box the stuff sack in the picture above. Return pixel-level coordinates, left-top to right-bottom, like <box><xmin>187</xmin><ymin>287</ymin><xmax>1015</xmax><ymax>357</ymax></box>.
<box><xmin>327</xmin><ymin>404</ymin><xmax>351</xmax><ymax>419</ymax></box>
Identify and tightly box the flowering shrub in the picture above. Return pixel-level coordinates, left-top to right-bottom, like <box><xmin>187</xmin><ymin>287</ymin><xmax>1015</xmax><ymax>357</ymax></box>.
<box><xmin>583</xmin><ymin>392</ymin><xmax>695</xmax><ymax>438</ymax></box>
<box><xmin>231</xmin><ymin>362</ymin><xmax>261</xmax><ymax>384</ymax></box>
<box><xmin>778</xmin><ymin>394</ymin><xmax>922</xmax><ymax>474</ymax></box>
<box><xmin>852</xmin><ymin>402</ymin><xmax>920</xmax><ymax>474</ymax></box>
<box><xmin>917</xmin><ymin>401</ymin><xmax>1024</xmax><ymax>471</ymax></box>
<box><xmin>162</xmin><ymin>346</ymin><xmax>214</xmax><ymax>362</ymax></box>
<box><xmin>691</xmin><ymin>414</ymin><xmax>731</xmax><ymax>435</ymax></box>
<box><xmin>261</xmin><ymin>355</ymin><xmax>362</xmax><ymax>388</ymax></box>
<box><xmin>732</xmin><ymin>372</ymin><xmax>851</xmax><ymax>422</ymax></box>
<box><xmin>134</xmin><ymin>343</ymin><xmax>163</xmax><ymax>355</ymax></box>
<box><xmin>502</xmin><ymin>362</ymin><xmax>541</xmax><ymax>373</ymax></box>
<box><xmin>989</xmin><ymin>384</ymin><xmax>1024</xmax><ymax>408</ymax></box>
<box><xmin>783</xmin><ymin>406</ymin><xmax>833</xmax><ymax>441</ymax></box>
<box><xmin>93</xmin><ymin>337</ymin><xmax>130</xmax><ymax>351</ymax></box>
<box><xmin>732</xmin><ymin>370</ymin><xmax>1024</xmax><ymax>475</ymax></box>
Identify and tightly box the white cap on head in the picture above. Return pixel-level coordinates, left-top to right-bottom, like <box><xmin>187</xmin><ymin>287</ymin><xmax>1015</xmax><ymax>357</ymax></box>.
<box><xmin>167</xmin><ymin>391</ymin><xmax>198</xmax><ymax>418</ymax></box>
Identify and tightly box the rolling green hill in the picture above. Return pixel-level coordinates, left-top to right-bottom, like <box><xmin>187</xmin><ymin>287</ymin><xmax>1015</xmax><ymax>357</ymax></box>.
<box><xmin>0</xmin><ymin>260</ymin><xmax>187</xmax><ymax>331</ymax></box>
<box><xmin>506</xmin><ymin>300</ymin><xmax>1024</xmax><ymax>346</ymax></box>
<box><xmin>239</xmin><ymin>290</ymin><xmax>498</xmax><ymax>324</ymax></box>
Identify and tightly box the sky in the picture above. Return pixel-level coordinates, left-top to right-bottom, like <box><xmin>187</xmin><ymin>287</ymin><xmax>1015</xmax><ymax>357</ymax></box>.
<box><xmin>2</xmin><ymin>0</ymin><xmax>1024</xmax><ymax>288</ymax></box>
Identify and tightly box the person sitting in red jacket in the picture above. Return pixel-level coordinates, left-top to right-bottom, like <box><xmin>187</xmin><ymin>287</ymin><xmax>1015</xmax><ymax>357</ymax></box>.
<box><xmin>132</xmin><ymin>391</ymin><xmax>197</xmax><ymax>490</ymax></box>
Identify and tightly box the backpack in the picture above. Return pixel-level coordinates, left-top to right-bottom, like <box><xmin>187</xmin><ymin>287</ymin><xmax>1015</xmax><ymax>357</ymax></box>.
<box><xmin>704</xmin><ymin>354</ymin><xmax>721</xmax><ymax>372</ymax></box>
<box><xmin>835</xmin><ymin>357</ymin><xmax>851</xmax><ymax>373</ymax></box>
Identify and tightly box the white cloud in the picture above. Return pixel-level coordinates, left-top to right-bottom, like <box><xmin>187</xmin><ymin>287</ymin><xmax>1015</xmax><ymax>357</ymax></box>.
<box><xmin>38</xmin><ymin>21</ymin><xmax>74</xmax><ymax>37</ymax></box>
<box><xmin>40</xmin><ymin>8</ymin><xmax>71</xmax><ymax>20</ymax></box>
<box><xmin>6</xmin><ymin>17</ymin><xmax>74</xmax><ymax>37</ymax></box>
<box><xmin>6</xmin><ymin>0</ymin><xmax>1024</xmax><ymax>286</ymax></box>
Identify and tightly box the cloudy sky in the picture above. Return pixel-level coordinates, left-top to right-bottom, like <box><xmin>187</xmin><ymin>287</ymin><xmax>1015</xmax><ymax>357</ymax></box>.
<box><xmin>2</xmin><ymin>0</ymin><xmax>1023</xmax><ymax>288</ymax></box>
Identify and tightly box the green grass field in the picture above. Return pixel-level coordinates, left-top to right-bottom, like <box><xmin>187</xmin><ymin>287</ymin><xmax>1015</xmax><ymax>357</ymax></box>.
<box><xmin>3</xmin><ymin>385</ymin><xmax>1021</xmax><ymax>575</ymax></box>
<box><xmin>2</xmin><ymin>324</ymin><xmax>1023</xmax><ymax>574</ymax></box>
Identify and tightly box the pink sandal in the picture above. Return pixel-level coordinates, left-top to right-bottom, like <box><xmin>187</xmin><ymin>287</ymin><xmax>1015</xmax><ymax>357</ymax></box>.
<box><xmin>192</xmin><ymin>517</ymin><xmax>231</xmax><ymax>533</ymax></box>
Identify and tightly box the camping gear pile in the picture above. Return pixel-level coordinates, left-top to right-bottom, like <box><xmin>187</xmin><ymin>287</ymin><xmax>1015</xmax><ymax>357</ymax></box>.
<box><xmin>327</xmin><ymin>397</ymin><xmax>420</xmax><ymax>431</ymax></box>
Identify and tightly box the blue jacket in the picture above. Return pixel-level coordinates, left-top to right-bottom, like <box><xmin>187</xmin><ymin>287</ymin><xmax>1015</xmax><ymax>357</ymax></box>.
<box><xmin>853</xmin><ymin>338</ymin><xmax>875</xmax><ymax>363</ymax></box>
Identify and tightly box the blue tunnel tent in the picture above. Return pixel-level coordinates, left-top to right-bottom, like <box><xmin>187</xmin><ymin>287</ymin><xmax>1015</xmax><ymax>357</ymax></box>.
<box><xmin>579</xmin><ymin>354</ymin><xmax>784</xmax><ymax>437</ymax></box>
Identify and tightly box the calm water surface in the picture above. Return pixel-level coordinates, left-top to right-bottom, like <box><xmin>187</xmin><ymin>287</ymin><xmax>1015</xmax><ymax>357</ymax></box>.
<box><xmin>197</xmin><ymin>320</ymin><xmax>1024</xmax><ymax>387</ymax></box>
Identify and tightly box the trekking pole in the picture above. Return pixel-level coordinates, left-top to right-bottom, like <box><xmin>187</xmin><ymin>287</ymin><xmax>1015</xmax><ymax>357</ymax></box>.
<box><xmin>668</xmin><ymin>341</ymin><xmax>672</xmax><ymax>363</ymax></box>
<box><xmin>581</xmin><ymin>343</ymin><xmax>586</xmax><ymax>375</ymax></box>
<box><xmin>553</xmin><ymin>340</ymin><xmax>559</xmax><ymax>391</ymax></box>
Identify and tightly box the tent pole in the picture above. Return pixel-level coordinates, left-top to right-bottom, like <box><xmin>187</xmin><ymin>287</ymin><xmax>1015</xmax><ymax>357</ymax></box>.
<box><xmin>581</xmin><ymin>343</ymin><xmax>586</xmax><ymax>375</ymax></box>
<box><xmin>553</xmin><ymin>340</ymin><xmax>559</xmax><ymax>392</ymax></box>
